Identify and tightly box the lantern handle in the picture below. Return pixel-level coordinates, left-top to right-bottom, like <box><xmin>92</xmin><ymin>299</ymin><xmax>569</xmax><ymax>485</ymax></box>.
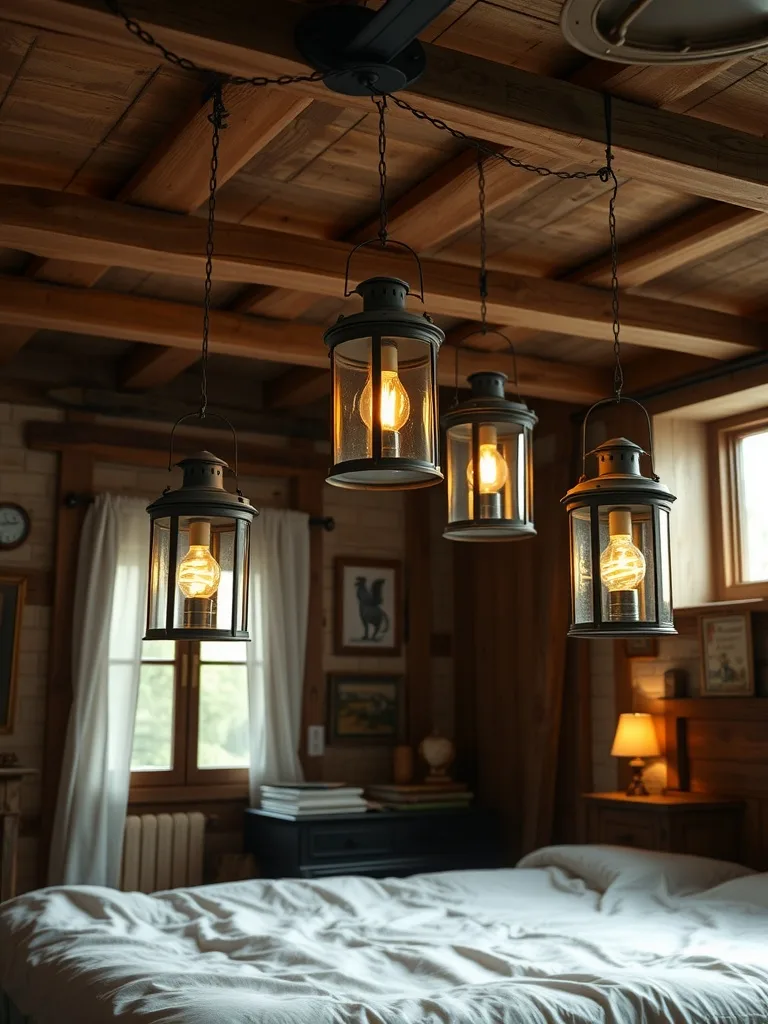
<box><xmin>450</xmin><ymin>328</ymin><xmax>522</xmax><ymax>404</ymax></box>
<box><xmin>343</xmin><ymin>237</ymin><xmax>425</xmax><ymax>302</ymax></box>
<box><xmin>580</xmin><ymin>396</ymin><xmax>658</xmax><ymax>482</ymax></box>
<box><xmin>167</xmin><ymin>411</ymin><xmax>241</xmax><ymax>492</ymax></box>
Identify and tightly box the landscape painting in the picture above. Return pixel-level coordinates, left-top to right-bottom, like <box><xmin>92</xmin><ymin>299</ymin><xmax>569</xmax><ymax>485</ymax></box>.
<box><xmin>334</xmin><ymin>557</ymin><xmax>401</xmax><ymax>656</ymax></box>
<box><xmin>327</xmin><ymin>674</ymin><xmax>403</xmax><ymax>744</ymax></box>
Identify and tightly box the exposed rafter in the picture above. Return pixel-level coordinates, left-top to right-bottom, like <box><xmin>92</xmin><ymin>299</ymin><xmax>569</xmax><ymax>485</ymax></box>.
<box><xmin>0</xmin><ymin>276</ymin><xmax>610</xmax><ymax>404</ymax></box>
<box><xmin>0</xmin><ymin>188</ymin><xmax>762</xmax><ymax>360</ymax></box>
<box><xmin>9</xmin><ymin>0</ymin><xmax>768</xmax><ymax>209</ymax></box>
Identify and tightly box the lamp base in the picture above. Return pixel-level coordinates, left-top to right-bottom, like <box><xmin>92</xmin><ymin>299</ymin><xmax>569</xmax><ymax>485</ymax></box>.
<box><xmin>625</xmin><ymin>757</ymin><xmax>649</xmax><ymax>797</ymax></box>
<box><xmin>183</xmin><ymin>597</ymin><xmax>214</xmax><ymax>629</ymax></box>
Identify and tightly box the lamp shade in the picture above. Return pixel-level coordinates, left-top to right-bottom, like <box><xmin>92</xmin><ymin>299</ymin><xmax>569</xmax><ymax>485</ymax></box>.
<box><xmin>324</xmin><ymin>275</ymin><xmax>443</xmax><ymax>490</ymax></box>
<box><xmin>610</xmin><ymin>713</ymin><xmax>661</xmax><ymax>758</ymax></box>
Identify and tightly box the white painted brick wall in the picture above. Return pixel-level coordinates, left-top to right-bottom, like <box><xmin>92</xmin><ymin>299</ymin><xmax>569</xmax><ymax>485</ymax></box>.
<box><xmin>0</xmin><ymin>403</ymin><xmax>63</xmax><ymax>893</ymax></box>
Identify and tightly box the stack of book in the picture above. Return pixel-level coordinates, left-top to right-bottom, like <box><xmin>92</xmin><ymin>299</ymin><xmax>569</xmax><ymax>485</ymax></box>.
<box><xmin>365</xmin><ymin>782</ymin><xmax>473</xmax><ymax>811</ymax></box>
<box><xmin>259</xmin><ymin>783</ymin><xmax>367</xmax><ymax>819</ymax></box>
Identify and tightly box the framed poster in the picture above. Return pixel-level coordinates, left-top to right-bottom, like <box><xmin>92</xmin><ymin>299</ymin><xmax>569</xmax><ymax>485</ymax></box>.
<box><xmin>334</xmin><ymin>557</ymin><xmax>402</xmax><ymax>656</ymax></box>
<box><xmin>327</xmin><ymin>674</ymin><xmax>404</xmax><ymax>745</ymax></box>
<box><xmin>0</xmin><ymin>575</ymin><xmax>26</xmax><ymax>734</ymax></box>
<box><xmin>700</xmin><ymin>613</ymin><xmax>754</xmax><ymax>696</ymax></box>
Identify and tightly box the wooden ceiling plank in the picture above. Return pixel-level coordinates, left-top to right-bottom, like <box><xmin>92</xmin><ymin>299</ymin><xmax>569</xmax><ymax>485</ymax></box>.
<box><xmin>0</xmin><ymin>326</ymin><xmax>35</xmax><ymax>366</ymax></box>
<box><xmin>0</xmin><ymin>188</ymin><xmax>762</xmax><ymax>359</ymax></box>
<box><xmin>8</xmin><ymin>0</ymin><xmax>768</xmax><ymax>210</ymax></box>
<box><xmin>265</xmin><ymin>366</ymin><xmax>330</xmax><ymax>409</ymax></box>
<box><xmin>569</xmin><ymin>59</ymin><xmax>741</xmax><ymax>109</ymax></box>
<box><xmin>118</xmin><ymin>342</ymin><xmax>199</xmax><ymax>389</ymax></box>
<box><xmin>0</xmin><ymin>275</ymin><xmax>609</xmax><ymax>404</ymax></box>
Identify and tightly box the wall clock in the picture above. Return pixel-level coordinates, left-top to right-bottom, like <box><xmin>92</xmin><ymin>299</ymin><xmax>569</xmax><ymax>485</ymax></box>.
<box><xmin>0</xmin><ymin>504</ymin><xmax>30</xmax><ymax>551</ymax></box>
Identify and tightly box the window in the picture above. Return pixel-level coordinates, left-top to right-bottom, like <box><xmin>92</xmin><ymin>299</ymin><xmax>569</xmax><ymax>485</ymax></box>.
<box><xmin>712</xmin><ymin>411</ymin><xmax>768</xmax><ymax>598</ymax></box>
<box><xmin>130</xmin><ymin>640</ymin><xmax>250</xmax><ymax>796</ymax></box>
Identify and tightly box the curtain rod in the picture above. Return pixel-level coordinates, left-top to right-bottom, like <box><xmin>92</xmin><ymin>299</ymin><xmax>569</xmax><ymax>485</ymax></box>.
<box><xmin>62</xmin><ymin>493</ymin><xmax>335</xmax><ymax>531</ymax></box>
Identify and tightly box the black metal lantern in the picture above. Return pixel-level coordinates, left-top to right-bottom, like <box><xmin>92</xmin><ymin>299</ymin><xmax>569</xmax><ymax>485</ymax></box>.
<box><xmin>325</xmin><ymin>267</ymin><xmax>444</xmax><ymax>490</ymax></box>
<box><xmin>145</xmin><ymin>88</ymin><xmax>259</xmax><ymax>642</ymax></box>
<box><xmin>146</xmin><ymin>447</ymin><xmax>258</xmax><ymax>641</ymax></box>
<box><xmin>562</xmin><ymin>401</ymin><xmax>676</xmax><ymax>639</ymax></box>
<box><xmin>442</xmin><ymin>370</ymin><xmax>537</xmax><ymax>541</ymax></box>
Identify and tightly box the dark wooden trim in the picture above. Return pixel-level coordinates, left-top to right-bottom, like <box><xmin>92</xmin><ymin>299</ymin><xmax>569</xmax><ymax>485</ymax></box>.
<box><xmin>291</xmin><ymin>469</ymin><xmax>325</xmax><ymax>780</ymax></box>
<box><xmin>405</xmin><ymin>490</ymin><xmax>433</xmax><ymax>745</ymax></box>
<box><xmin>25</xmin><ymin>420</ymin><xmax>328</xmax><ymax>477</ymax></box>
<box><xmin>39</xmin><ymin>448</ymin><xmax>94</xmax><ymax>886</ymax></box>
<box><xmin>0</xmin><ymin>575</ymin><xmax>25</xmax><ymax>735</ymax></box>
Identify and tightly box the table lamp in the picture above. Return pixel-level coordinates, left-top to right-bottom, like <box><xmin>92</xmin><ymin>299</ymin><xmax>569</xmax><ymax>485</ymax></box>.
<box><xmin>611</xmin><ymin>713</ymin><xmax>661</xmax><ymax>796</ymax></box>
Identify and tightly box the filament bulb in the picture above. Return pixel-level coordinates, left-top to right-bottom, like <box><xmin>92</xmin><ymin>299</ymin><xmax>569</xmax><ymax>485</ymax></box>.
<box><xmin>359</xmin><ymin>342</ymin><xmax>410</xmax><ymax>432</ymax></box>
<box><xmin>177</xmin><ymin>520</ymin><xmax>221</xmax><ymax>599</ymax></box>
<box><xmin>600</xmin><ymin>510</ymin><xmax>646</xmax><ymax>592</ymax></box>
<box><xmin>467</xmin><ymin>425</ymin><xmax>508</xmax><ymax>494</ymax></box>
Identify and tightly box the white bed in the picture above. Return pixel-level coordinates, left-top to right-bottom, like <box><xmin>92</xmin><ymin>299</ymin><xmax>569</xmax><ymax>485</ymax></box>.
<box><xmin>2</xmin><ymin>844</ymin><xmax>768</xmax><ymax>1024</ymax></box>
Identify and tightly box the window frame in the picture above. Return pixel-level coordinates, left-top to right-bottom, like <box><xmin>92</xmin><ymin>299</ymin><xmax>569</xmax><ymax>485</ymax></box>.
<box><xmin>130</xmin><ymin>639</ymin><xmax>249</xmax><ymax>801</ymax></box>
<box><xmin>710</xmin><ymin>407</ymin><xmax>768</xmax><ymax>600</ymax></box>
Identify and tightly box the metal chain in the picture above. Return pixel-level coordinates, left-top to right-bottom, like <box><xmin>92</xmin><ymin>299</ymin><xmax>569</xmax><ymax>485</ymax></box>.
<box><xmin>375</xmin><ymin>95</ymin><xmax>388</xmax><ymax>246</ymax></box>
<box><xmin>388</xmin><ymin>93</ymin><xmax>608</xmax><ymax>182</ymax></box>
<box><xmin>477</xmin><ymin>149</ymin><xmax>488</xmax><ymax>335</ymax></box>
<box><xmin>104</xmin><ymin>0</ymin><xmax>330</xmax><ymax>87</ymax></box>
<box><xmin>199</xmin><ymin>84</ymin><xmax>227</xmax><ymax>419</ymax></box>
<box><xmin>602</xmin><ymin>93</ymin><xmax>623</xmax><ymax>401</ymax></box>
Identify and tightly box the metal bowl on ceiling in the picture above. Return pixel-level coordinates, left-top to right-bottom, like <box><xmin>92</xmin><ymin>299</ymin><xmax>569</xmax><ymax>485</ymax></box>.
<box><xmin>561</xmin><ymin>0</ymin><xmax>768</xmax><ymax>64</ymax></box>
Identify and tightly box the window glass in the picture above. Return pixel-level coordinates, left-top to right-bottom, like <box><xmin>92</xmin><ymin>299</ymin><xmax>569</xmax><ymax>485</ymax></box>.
<box><xmin>197</xmin><ymin>661</ymin><xmax>250</xmax><ymax>769</ymax></box>
<box><xmin>131</xmin><ymin>662</ymin><xmax>175</xmax><ymax>771</ymax></box>
<box><xmin>738</xmin><ymin>429</ymin><xmax>768</xmax><ymax>582</ymax></box>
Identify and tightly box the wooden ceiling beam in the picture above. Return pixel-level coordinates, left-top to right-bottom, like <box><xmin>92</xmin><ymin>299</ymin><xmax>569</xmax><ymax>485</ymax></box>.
<box><xmin>0</xmin><ymin>326</ymin><xmax>37</xmax><ymax>366</ymax></box>
<box><xmin>569</xmin><ymin>203</ymin><xmax>768</xmax><ymax>290</ymax></box>
<box><xmin>0</xmin><ymin>276</ymin><xmax>609</xmax><ymax>404</ymax></box>
<box><xmin>10</xmin><ymin>0</ymin><xmax>768</xmax><ymax>209</ymax></box>
<box><xmin>24</xmin><ymin>81</ymin><xmax>311</xmax><ymax>381</ymax></box>
<box><xmin>0</xmin><ymin>188</ymin><xmax>762</xmax><ymax>359</ymax></box>
<box><xmin>118</xmin><ymin>343</ymin><xmax>200</xmax><ymax>390</ymax></box>
<box><xmin>264</xmin><ymin>366</ymin><xmax>330</xmax><ymax>409</ymax></box>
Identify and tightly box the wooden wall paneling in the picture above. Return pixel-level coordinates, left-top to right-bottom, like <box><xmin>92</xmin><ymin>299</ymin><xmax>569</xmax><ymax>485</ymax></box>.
<box><xmin>39</xmin><ymin>446</ymin><xmax>94</xmax><ymax>885</ymax></box>
<box><xmin>404</xmin><ymin>490</ymin><xmax>432</xmax><ymax>747</ymax></box>
<box><xmin>452</xmin><ymin>541</ymin><xmax>478</xmax><ymax>789</ymax></box>
<box><xmin>291</xmin><ymin>467</ymin><xmax>325</xmax><ymax>781</ymax></box>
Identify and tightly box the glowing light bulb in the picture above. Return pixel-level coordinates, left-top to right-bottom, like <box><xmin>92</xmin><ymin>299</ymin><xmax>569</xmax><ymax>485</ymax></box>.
<box><xmin>177</xmin><ymin>520</ymin><xmax>221</xmax><ymax>599</ymax></box>
<box><xmin>359</xmin><ymin>342</ymin><xmax>410</xmax><ymax>433</ymax></box>
<box><xmin>600</xmin><ymin>509</ymin><xmax>645</xmax><ymax>622</ymax></box>
<box><xmin>467</xmin><ymin>426</ymin><xmax>508</xmax><ymax>494</ymax></box>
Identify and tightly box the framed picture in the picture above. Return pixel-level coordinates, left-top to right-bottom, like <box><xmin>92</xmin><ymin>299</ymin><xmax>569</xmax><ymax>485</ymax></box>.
<box><xmin>624</xmin><ymin>636</ymin><xmax>659</xmax><ymax>659</ymax></box>
<box><xmin>700</xmin><ymin>613</ymin><xmax>754</xmax><ymax>697</ymax></box>
<box><xmin>0</xmin><ymin>575</ymin><xmax>26</xmax><ymax>734</ymax></box>
<box><xmin>334</xmin><ymin>557</ymin><xmax>402</xmax><ymax>656</ymax></box>
<box><xmin>327</xmin><ymin>673</ymin><xmax>404</xmax><ymax>745</ymax></box>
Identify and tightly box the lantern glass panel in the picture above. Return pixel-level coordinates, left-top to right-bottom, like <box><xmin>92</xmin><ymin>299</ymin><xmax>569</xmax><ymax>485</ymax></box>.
<box><xmin>570</xmin><ymin>507</ymin><xmax>593</xmax><ymax>624</ymax></box>
<box><xmin>148</xmin><ymin>517</ymin><xmax>171</xmax><ymax>633</ymax></box>
<box><xmin>597</xmin><ymin>503</ymin><xmax>657</xmax><ymax>625</ymax></box>
<box><xmin>446</xmin><ymin>420</ymin><xmax>526</xmax><ymax>523</ymax></box>
<box><xmin>658</xmin><ymin>507</ymin><xmax>672</xmax><ymax>624</ymax></box>
<box><xmin>165</xmin><ymin>515</ymin><xmax>248</xmax><ymax>635</ymax></box>
<box><xmin>332</xmin><ymin>333</ymin><xmax>436</xmax><ymax>484</ymax></box>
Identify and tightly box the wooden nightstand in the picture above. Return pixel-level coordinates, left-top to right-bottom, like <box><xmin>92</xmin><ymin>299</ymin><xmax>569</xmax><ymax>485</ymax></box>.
<box><xmin>582</xmin><ymin>792</ymin><xmax>744</xmax><ymax>862</ymax></box>
<box><xmin>244</xmin><ymin>807</ymin><xmax>502</xmax><ymax>879</ymax></box>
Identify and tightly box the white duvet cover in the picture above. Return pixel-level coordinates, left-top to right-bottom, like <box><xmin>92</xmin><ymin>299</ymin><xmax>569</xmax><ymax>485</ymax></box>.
<box><xmin>1</xmin><ymin>844</ymin><xmax>768</xmax><ymax>1024</ymax></box>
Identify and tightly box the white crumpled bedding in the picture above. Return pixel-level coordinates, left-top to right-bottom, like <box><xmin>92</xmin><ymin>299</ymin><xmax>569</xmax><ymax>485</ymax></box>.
<box><xmin>2</xmin><ymin>844</ymin><xmax>768</xmax><ymax>1024</ymax></box>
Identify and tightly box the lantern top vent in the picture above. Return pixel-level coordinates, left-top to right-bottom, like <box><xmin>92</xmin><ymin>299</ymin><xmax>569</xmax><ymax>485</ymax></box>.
<box><xmin>355</xmin><ymin>276</ymin><xmax>410</xmax><ymax>311</ymax></box>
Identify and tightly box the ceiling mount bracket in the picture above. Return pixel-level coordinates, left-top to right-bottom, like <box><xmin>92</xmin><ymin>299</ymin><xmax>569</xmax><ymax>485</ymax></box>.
<box><xmin>295</xmin><ymin>1</ymin><xmax>455</xmax><ymax>97</ymax></box>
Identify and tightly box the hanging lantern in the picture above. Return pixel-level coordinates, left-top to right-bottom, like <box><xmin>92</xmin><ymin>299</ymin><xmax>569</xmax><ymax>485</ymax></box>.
<box><xmin>562</xmin><ymin>403</ymin><xmax>676</xmax><ymax>639</ymax></box>
<box><xmin>325</xmin><ymin>268</ymin><xmax>444</xmax><ymax>490</ymax></box>
<box><xmin>442</xmin><ymin>370</ymin><xmax>537</xmax><ymax>540</ymax></box>
<box><xmin>146</xmin><ymin>448</ymin><xmax>258</xmax><ymax>641</ymax></box>
<box><xmin>145</xmin><ymin>87</ymin><xmax>259</xmax><ymax>641</ymax></box>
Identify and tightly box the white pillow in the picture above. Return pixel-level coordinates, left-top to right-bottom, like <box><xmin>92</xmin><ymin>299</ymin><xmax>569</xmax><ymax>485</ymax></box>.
<box><xmin>518</xmin><ymin>844</ymin><xmax>753</xmax><ymax>896</ymax></box>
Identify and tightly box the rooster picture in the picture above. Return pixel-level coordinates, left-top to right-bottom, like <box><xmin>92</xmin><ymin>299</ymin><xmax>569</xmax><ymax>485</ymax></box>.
<box><xmin>354</xmin><ymin>576</ymin><xmax>390</xmax><ymax>642</ymax></box>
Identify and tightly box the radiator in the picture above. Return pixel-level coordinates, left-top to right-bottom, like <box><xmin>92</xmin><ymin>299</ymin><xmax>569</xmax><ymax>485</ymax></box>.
<box><xmin>121</xmin><ymin>812</ymin><xmax>206</xmax><ymax>892</ymax></box>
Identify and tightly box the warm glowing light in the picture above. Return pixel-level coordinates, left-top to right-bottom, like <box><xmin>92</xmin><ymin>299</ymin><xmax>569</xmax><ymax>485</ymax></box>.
<box><xmin>599</xmin><ymin>509</ymin><xmax>645</xmax><ymax>592</ymax></box>
<box><xmin>359</xmin><ymin>342</ymin><xmax>410</xmax><ymax>432</ymax></box>
<box><xmin>467</xmin><ymin>425</ymin><xmax>508</xmax><ymax>494</ymax></box>
<box><xmin>177</xmin><ymin>521</ymin><xmax>221</xmax><ymax>599</ymax></box>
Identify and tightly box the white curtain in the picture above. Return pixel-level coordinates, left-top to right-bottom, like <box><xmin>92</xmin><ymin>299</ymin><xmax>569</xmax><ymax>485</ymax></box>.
<box><xmin>49</xmin><ymin>495</ymin><xmax>148</xmax><ymax>887</ymax></box>
<box><xmin>247</xmin><ymin>508</ymin><xmax>310</xmax><ymax>804</ymax></box>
